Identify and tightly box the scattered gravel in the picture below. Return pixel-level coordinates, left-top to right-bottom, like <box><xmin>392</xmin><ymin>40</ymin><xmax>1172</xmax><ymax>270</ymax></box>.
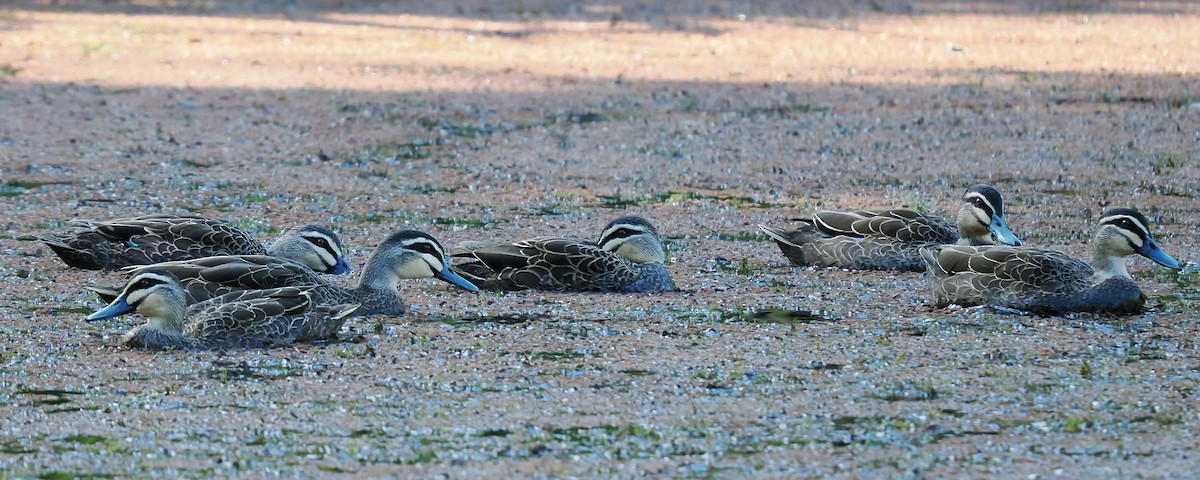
<box><xmin>1</xmin><ymin>1</ymin><xmax>1197</xmax><ymax>477</ymax></box>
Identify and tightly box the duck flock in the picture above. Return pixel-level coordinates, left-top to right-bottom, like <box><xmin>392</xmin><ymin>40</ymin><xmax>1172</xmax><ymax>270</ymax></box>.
<box><xmin>37</xmin><ymin>183</ymin><xmax>1182</xmax><ymax>351</ymax></box>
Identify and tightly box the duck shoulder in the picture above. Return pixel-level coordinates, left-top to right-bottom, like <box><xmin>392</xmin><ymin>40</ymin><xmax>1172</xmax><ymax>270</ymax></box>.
<box><xmin>814</xmin><ymin>209</ymin><xmax>956</xmax><ymax>244</ymax></box>
<box><xmin>925</xmin><ymin>245</ymin><xmax>1091</xmax><ymax>293</ymax></box>
<box><xmin>760</xmin><ymin>222</ymin><xmax>927</xmax><ymax>271</ymax></box>
<box><xmin>41</xmin><ymin>214</ymin><xmax>268</xmax><ymax>270</ymax></box>
<box><xmin>127</xmin><ymin>255</ymin><xmax>323</xmax><ymax>303</ymax></box>
<box><xmin>92</xmin><ymin>215</ymin><xmax>267</xmax><ymax>259</ymax></box>
<box><xmin>456</xmin><ymin>237</ymin><xmax>643</xmax><ymax>292</ymax></box>
<box><xmin>182</xmin><ymin>287</ymin><xmax>312</xmax><ymax>346</ymax></box>
<box><xmin>921</xmin><ymin>245</ymin><xmax>1146</xmax><ymax>315</ymax></box>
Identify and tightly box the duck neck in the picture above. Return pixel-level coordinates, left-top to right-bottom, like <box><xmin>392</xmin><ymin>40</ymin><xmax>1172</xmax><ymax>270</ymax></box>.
<box><xmin>357</xmin><ymin>255</ymin><xmax>399</xmax><ymax>294</ymax></box>
<box><xmin>139</xmin><ymin>294</ymin><xmax>188</xmax><ymax>336</ymax></box>
<box><xmin>122</xmin><ymin>324</ymin><xmax>193</xmax><ymax>350</ymax></box>
<box><xmin>955</xmin><ymin>208</ymin><xmax>989</xmax><ymax>246</ymax></box>
<box><xmin>1091</xmin><ymin>251</ymin><xmax>1131</xmax><ymax>283</ymax></box>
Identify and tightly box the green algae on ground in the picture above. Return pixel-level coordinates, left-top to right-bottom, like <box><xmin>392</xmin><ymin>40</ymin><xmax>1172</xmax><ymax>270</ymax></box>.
<box><xmin>205</xmin><ymin>360</ymin><xmax>328</xmax><ymax>382</ymax></box>
<box><xmin>476</xmin><ymin>428</ymin><xmax>513</xmax><ymax>438</ymax></box>
<box><xmin>408</xmin><ymin>183</ymin><xmax>460</xmax><ymax>194</ymax></box>
<box><xmin>733</xmin><ymin>309</ymin><xmax>843</xmax><ymax>325</ymax></box>
<box><xmin>870</xmin><ymin>381</ymin><xmax>944</xmax><ymax>402</ymax></box>
<box><xmin>45</xmin><ymin>306</ymin><xmax>95</xmax><ymax>316</ymax></box>
<box><xmin>437</xmin><ymin>313</ymin><xmax>535</xmax><ymax>327</ymax></box>
<box><xmin>37</xmin><ymin>472</ymin><xmax>115</xmax><ymax>480</ymax></box>
<box><xmin>520</xmin><ymin>351</ymin><xmax>588</xmax><ymax>362</ymax></box>
<box><xmin>2</xmin><ymin>439</ymin><xmax>36</xmax><ymax>454</ymax></box>
<box><xmin>59</xmin><ymin>434</ymin><xmax>107</xmax><ymax>445</ymax></box>
<box><xmin>432</xmin><ymin>217</ymin><xmax>492</xmax><ymax>229</ymax></box>
<box><xmin>15</xmin><ymin>388</ymin><xmax>85</xmax><ymax>407</ymax></box>
<box><xmin>598</xmin><ymin>191</ymin><xmax>779</xmax><ymax>209</ymax></box>
<box><xmin>2</xmin><ymin>180</ymin><xmax>71</xmax><ymax>196</ymax></box>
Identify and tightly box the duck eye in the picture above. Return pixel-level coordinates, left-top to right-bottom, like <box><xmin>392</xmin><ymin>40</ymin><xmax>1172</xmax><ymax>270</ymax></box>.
<box><xmin>131</xmin><ymin>278</ymin><xmax>158</xmax><ymax>290</ymax></box>
<box><xmin>312</xmin><ymin>238</ymin><xmax>329</xmax><ymax>248</ymax></box>
<box><xmin>410</xmin><ymin>242</ymin><xmax>440</xmax><ymax>257</ymax></box>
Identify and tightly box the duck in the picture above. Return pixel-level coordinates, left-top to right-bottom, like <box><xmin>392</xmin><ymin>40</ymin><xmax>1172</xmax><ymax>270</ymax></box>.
<box><xmin>452</xmin><ymin>215</ymin><xmax>677</xmax><ymax>292</ymax></box>
<box><xmin>920</xmin><ymin>207</ymin><xmax>1182</xmax><ymax>315</ymax></box>
<box><xmin>758</xmin><ymin>184</ymin><xmax>1022</xmax><ymax>271</ymax></box>
<box><xmin>110</xmin><ymin>230</ymin><xmax>479</xmax><ymax>317</ymax></box>
<box><xmin>85</xmin><ymin>268</ymin><xmax>360</xmax><ymax>350</ymax></box>
<box><xmin>39</xmin><ymin>214</ymin><xmax>352</xmax><ymax>274</ymax></box>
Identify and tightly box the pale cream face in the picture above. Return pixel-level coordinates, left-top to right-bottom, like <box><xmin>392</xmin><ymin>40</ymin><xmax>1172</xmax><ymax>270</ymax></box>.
<box><xmin>274</xmin><ymin>228</ymin><xmax>345</xmax><ymax>272</ymax></box>
<box><xmin>1096</xmin><ymin>212</ymin><xmax>1147</xmax><ymax>256</ymax></box>
<box><xmin>956</xmin><ymin>191</ymin><xmax>995</xmax><ymax>240</ymax></box>
<box><xmin>119</xmin><ymin>271</ymin><xmax>187</xmax><ymax>332</ymax></box>
<box><xmin>298</xmin><ymin>230</ymin><xmax>343</xmax><ymax>270</ymax></box>
<box><xmin>361</xmin><ymin>234</ymin><xmax>452</xmax><ymax>292</ymax></box>
<box><xmin>1088</xmin><ymin>212</ymin><xmax>1155</xmax><ymax>282</ymax></box>
<box><xmin>121</xmin><ymin>272</ymin><xmax>170</xmax><ymax>314</ymax></box>
<box><xmin>393</xmin><ymin>254</ymin><xmax>438</xmax><ymax>280</ymax></box>
<box><xmin>597</xmin><ymin>218</ymin><xmax>667</xmax><ymax>265</ymax></box>
<box><xmin>393</xmin><ymin>236</ymin><xmax>445</xmax><ymax>279</ymax></box>
<box><xmin>134</xmin><ymin>290</ymin><xmax>174</xmax><ymax>321</ymax></box>
<box><xmin>602</xmin><ymin>229</ymin><xmax>666</xmax><ymax>264</ymax></box>
<box><xmin>364</xmin><ymin>236</ymin><xmax>446</xmax><ymax>292</ymax></box>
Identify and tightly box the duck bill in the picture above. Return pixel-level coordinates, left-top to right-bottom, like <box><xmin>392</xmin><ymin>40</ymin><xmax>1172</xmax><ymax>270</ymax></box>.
<box><xmin>436</xmin><ymin>265</ymin><xmax>480</xmax><ymax>292</ymax></box>
<box><xmin>86</xmin><ymin>294</ymin><xmax>135</xmax><ymax>322</ymax></box>
<box><xmin>330</xmin><ymin>257</ymin><xmax>353</xmax><ymax>275</ymax></box>
<box><xmin>1138</xmin><ymin>237</ymin><xmax>1182</xmax><ymax>270</ymax></box>
<box><xmin>989</xmin><ymin>216</ymin><xmax>1022</xmax><ymax>246</ymax></box>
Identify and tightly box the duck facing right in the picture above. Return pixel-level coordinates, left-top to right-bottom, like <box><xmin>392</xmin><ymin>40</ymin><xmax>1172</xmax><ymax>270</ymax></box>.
<box><xmin>452</xmin><ymin>215</ymin><xmax>677</xmax><ymax>293</ymax></box>
<box><xmin>921</xmin><ymin>208</ymin><xmax>1182</xmax><ymax>315</ymax></box>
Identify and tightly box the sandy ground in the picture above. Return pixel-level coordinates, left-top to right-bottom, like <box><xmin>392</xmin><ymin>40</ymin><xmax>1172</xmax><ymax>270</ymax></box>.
<box><xmin>1</xmin><ymin>0</ymin><xmax>1199</xmax><ymax>477</ymax></box>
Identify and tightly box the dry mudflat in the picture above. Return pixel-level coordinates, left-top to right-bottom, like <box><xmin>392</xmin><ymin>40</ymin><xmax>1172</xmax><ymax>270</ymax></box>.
<box><xmin>1</xmin><ymin>1</ymin><xmax>1198</xmax><ymax>477</ymax></box>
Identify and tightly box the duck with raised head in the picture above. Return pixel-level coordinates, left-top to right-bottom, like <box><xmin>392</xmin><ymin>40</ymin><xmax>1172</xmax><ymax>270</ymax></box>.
<box><xmin>111</xmin><ymin>230</ymin><xmax>478</xmax><ymax>317</ymax></box>
<box><xmin>85</xmin><ymin>269</ymin><xmax>359</xmax><ymax>350</ymax></box>
<box><xmin>920</xmin><ymin>208</ymin><xmax>1182</xmax><ymax>315</ymax></box>
<box><xmin>452</xmin><ymin>215</ymin><xmax>677</xmax><ymax>292</ymax></box>
<box><xmin>39</xmin><ymin>214</ymin><xmax>352</xmax><ymax>274</ymax></box>
<box><xmin>758</xmin><ymin>184</ymin><xmax>1022</xmax><ymax>271</ymax></box>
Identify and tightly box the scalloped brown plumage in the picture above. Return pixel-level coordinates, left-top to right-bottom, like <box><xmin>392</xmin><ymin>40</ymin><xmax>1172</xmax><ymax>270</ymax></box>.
<box><xmin>451</xmin><ymin>216</ymin><xmax>677</xmax><ymax>293</ymax></box>
<box><xmin>759</xmin><ymin>184</ymin><xmax>1021</xmax><ymax>271</ymax></box>
<box><xmin>86</xmin><ymin>269</ymin><xmax>360</xmax><ymax>350</ymax></box>
<box><xmin>39</xmin><ymin>214</ymin><xmax>350</xmax><ymax>274</ymax></box>
<box><xmin>920</xmin><ymin>208</ymin><xmax>1182</xmax><ymax>315</ymax></box>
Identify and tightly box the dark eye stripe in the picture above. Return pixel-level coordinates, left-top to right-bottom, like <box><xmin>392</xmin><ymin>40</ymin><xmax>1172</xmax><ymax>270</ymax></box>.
<box><xmin>602</xmin><ymin>225</ymin><xmax>650</xmax><ymax>241</ymax></box>
<box><xmin>404</xmin><ymin>239</ymin><xmax>444</xmax><ymax>258</ymax></box>
<box><xmin>300</xmin><ymin>232</ymin><xmax>343</xmax><ymax>256</ymax></box>
<box><xmin>125</xmin><ymin>272</ymin><xmax>174</xmax><ymax>297</ymax></box>
<box><xmin>1100</xmin><ymin>214</ymin><xmax>1148</xmax><ymax>238</ymax></box>
<box><xmin>131</xmin><ymin>278</ymin><xmax>158</xmax><ymax>290</ymax></box>
<box><xmin>964</xmin><ymin>193</ymin><xmax>995</xmax><ymax>217</ymax></box>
